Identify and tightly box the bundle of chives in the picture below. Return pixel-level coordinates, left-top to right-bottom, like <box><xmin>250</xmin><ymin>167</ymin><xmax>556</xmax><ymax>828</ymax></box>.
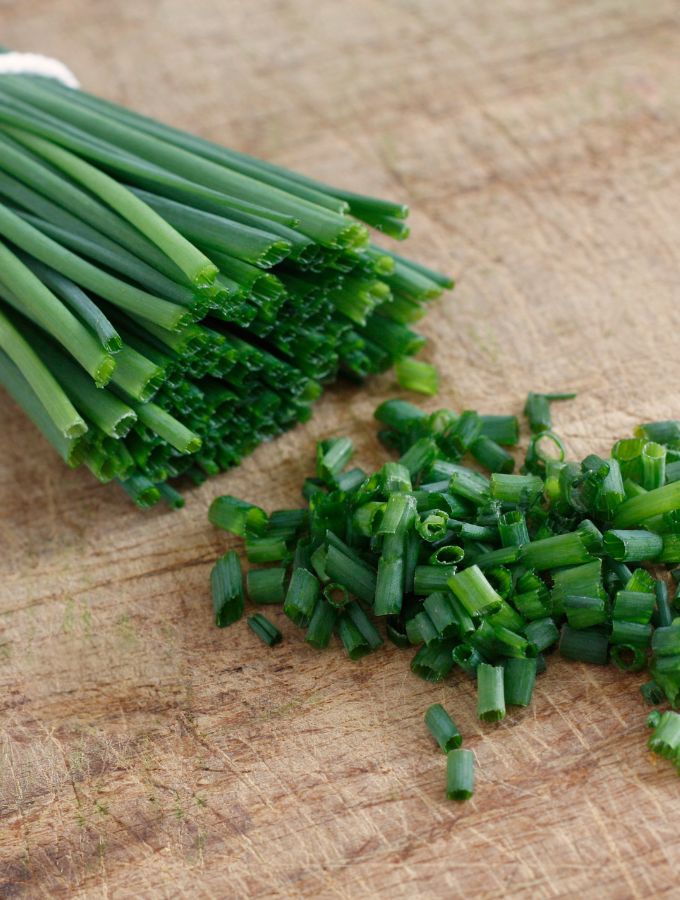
<box><xmin>0</xmin><ymin>64</ymin><xmax>453</xmax><ymax>505</ymax></box>
<box><xmin>209</xmin><ymin>391</ymin><xmax>680</xmax><ymax>798</ymax></box>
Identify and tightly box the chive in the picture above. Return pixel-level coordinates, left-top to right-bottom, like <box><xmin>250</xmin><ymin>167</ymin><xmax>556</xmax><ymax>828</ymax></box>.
<box><xmin>651</xmin><ymin>623</ymin><xmax>680</xmax><ymax>656</ymax></box>
<box><xmin>305</xmin><ymin>599</ymin><xmax>337</xmax><ymax>649</ymax></box>
<box><xmin>657</xmin><ymin>534</ymin><xmax>680</xmax><ymax>563</ymax></box>
<box><xmin>477</xmin><ymin>664</ymin><xmax>506</xmax><ymax>722</ymax></box>
<box><xmin>479</xmin><ymin>414</ymin><xmax>519</xmax><ymax>447</ymax></box>
<box><xmin>446</xmin><ymin>749</ymin><xmax>475</xmax><ymax>801</ymax></box>
<box><xmin>325</xmin><ymin>544</ymin><xmax>377</xmax><ymax>604</ymax></box>
<box><xmin>399</xmin><ymin>436</ymin><xmax>438</xmax><ymax>478</ymax></box>
<box><xmin>559</xmin><ymin>625</ymin><xmax>609</xmax><ymax>665</ymax></box>
<box><xmin>381</xmin><ymin>461</ymin><xmax>413</xmax><ymax>493</ymax></box>
<box><xmin>610</xmin><ymin>644</ymin><xmax>646</xmax><ymax>672</ymax></box>
<box><xmin>395</xmin><ymin>357</ymin><xmax>439</xmax><ymax>396</ymax></box>
<box><xmin>423</xmin><ymin>592</ymin><xmax>460</xmax><ymax>640</ymax></box>
<box><xmin>210</xmin><ymin>551</ymin><xmax>244</xmax><ymax>627</ymax></box>
<box><xmin>524</xmin><ymin>391</ymin><xmax>575</xmax><ymax>433</ymax></box>
<box><xmin>448</xmin><ymin>466</ymin><xmax>490</xmax><ymax>506</ymax></box>
<box><xmin>655</xmin><ymin>580</ymin><xmax>673</xmax><ymax>628</ymax></box>
<box><xmin>309</xmin><ymin>545</ymin><xmax>329</xmax><ymax>582</ymax></box>
<box><xmin>521</xmin><ymin>532</ymin><xmax>592</xmax><ymax>571</ymax></box>
<box><xmin>612</xmin><ymin>590</ymin><xmax>655</xmax><ymax>624</ymax></box>
<box><xmin>498</xmin><ymin>511</ymin><xmax>530</xmax><ymax>548</ymax></box>
<box><xmin>446</xmin><ymin>410</ymin><xmax>482</xmax><ymax>454</ymax></box>
<box><xmin>335</xmin><ymin>468</ymin><xmax>367</xmax><ymax>493</ymax></box>
<box><xmin>485</xmin><ymin>567</ymin><xmax>513</xmax><ymax>601</ymax></box>
<box><xmin>424</xmin><ymin>703</ymin><xmax>462</xmax><ymax>753</ymax></box>
<box><xmin>353</xmin><ymin>501</ymin><xmax>386</xmax><ymax>537</ymax></box>
<box><xmin>247</xmin><ymin>567</ymin><xmax>287</xmax><ymax>604</ymax></box>
<box><xmin>416</xmin><ymin>510</ymin><xmax>450</xmax><ymax>543</ymax></box>
<box><xmin>513</xmin><ymin>590</ymin><xmax>550</xmax><ymax>622</ymax></box>
<box><xmin>470</xmin><ymin>436</ymin><xmax>515</xmax><ymax>474</ymax></box>
<box><xmin>563</xmin><ymin>595</ymin><xmax>608</xmax><ymax>629</ymax></box>
<box><xmin>406</xmin><ymin>610</ymin><xmax>439</xmax><ymax>646</ymax></box>
<box><xmin>641</xmin><ymin>441</ymin><xmax>667</xmax><ymax>491</ymax></box>
<box><xmin>610</xmin><ymin>620</ymin><xmax>652</xmax><ymax>648</ymax></box>
<box><xmin>374</xmin><ymin>398</ymin><xmax>426</xmax><ymax>432</ymax></box>
<box><xmin>602</xmin><ymin>529</ymin><xmax>662</xmax><ymax>561</ymax></box>
<box><xmin>346</xmin><ymin>601</ymin><xmax>383</xmax><ymax>650</ymax></box>
<box><xmin>283</xmin><ymin>568</ymin><xmax>320</xmax><ymax>627</ymax></box>
<box><xmin>636</xmin><ymin>421</ymin><xmax>680</xmax><ymax>444</ymax></box>
<box><xmin>577</xmin><ymin>519</ymin><xmax>604</xmax><ymax>553</ymax></box>
<box><xmin>488</xmin><ymin>599</ymin><xmax>525</xmax><ymax>633</ymax></box>
<box><xmin>472</xmin><ymin>546</ymin><xmax>522</xmax><ymax>571</ymax></box>
<box><xmin>323</xmin><ymin>582</ymin><xmax>350</xmax><ymax>609</ymax></box>
<box><xmin>246</xmin><ymin>534</ymin><xmax>289</xmax><ymax>564</ymax></box>
<box><xmin>504</xmin><ymin>658</ymin><xmax>537</xmax><ymax>707</ymax></box>
<box><xmin>374</xmin><ymin>556</ymin><xmax>404</xmax><ymax>616</ymax></box>
<box><xmin>525</xmin><ymin>431</ymin><xmax>566</xmax><ymax>476</ymax></box>
<box><xmin>490</xmin><ymin>473</ymin><xmax>542</xmax><ymax>504</ymax></box>
<box><xmin>317</xmin><ymin>436</ymin><xmax>354</xmax><ymax>482</ymax></box>
<box><xmin>413</xmin><ymin>568</ymin><xmax>455</xmax><ymax>594</ymax></box>
<box><xmin>524</xmin><ymin>617</ymin><xmax>559</xmax><ymax>653</ymax></box>
<box><xmin>614</xmin><ymin>480</ymin><xmax>680</xmax><ymax>528</ymax></box>
<box><xmin>452</xmin><ymin>643</ymin><xmax>485</xmax><ymax>676</ymax></box>
<box><xmin>647</xmin><ymin>710</ymin><xmax>663</xmax><ymax>730</ymax></box>
<box><xmin>640</xmin><ymin>680</ymin><xmax>666</xmax><ymax>705</ymax></box>
<box><xmin>337</xmin><ymin>615</ymin><xmax>371</xmax><ymax>660</ymax></box>
<box><xmin>648</xmin><ymin>711</ymin><xmax>680</xmax><ymax>759</ymax></box>
<box><xmin>626</xmin><ymin>568</ymin><xmax>657</xmax><ymax>594</ymax></box>
<box><xmin>247</xmin><ymin>613</ymin><xmax>282</xmax><ymax>647</ymax></box>
<box><xmin>448</xmin><ymin>566</ymin><xmax>503</xmax><ymax>618</ymax></box>
<box><xmin>378</xmin><ymin>492</ymin><xmax>415</xmax><ymax>536</ymax></box>
<box><xmin>411</xmin><ymin>640</ymin><xmax>456</xmax><ymax>681</ymax></box>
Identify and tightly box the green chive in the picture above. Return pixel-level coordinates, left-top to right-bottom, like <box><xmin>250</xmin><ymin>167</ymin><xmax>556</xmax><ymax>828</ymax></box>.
<box><xmin>246</xmin><ymin>567</ymin><xmax>287</xmax><ymax>604</ymax></box>
<box><xmin>210</xmin><ymin>551</ymin><xmax>244</xmax><ymax>627</ymax></box>
<box><xmin>411</xmin><ymin>640</ymin><xmax>456</xmax><ymax>681</ymax></box>
<box><xmin>247</xmin><ymin>613</ymin><xmax>282</xmax><ymax>647</ymax></box>
<box><xmin>374</xmin><ymin>556</ymin><xmax>404</xmax><ymax>616</ymax></box>
<box><xmin>470</xmin><ymin>436</ymin><xmax>515</xmax><ymax>474</ymax></box>
<box><xmin>337</xmin><ymin>615</ymin><xmax>371</xmax><ymax>660</ymax></box>
<box><xmin>490</xmin><ymin>473</ymin><xmax>543</xmax><ymax>504</ymax></box>
<box><xmin>283</xmin><ymin>567</ymin><xmax>320</xmax><ymax>627</ymax></box>
<box><xmin>448</xmin><ymin>565</ymin><xmax>503</xmax><ymax>618</ymax></box>
<box><xmin>602</xmin><ymin>529</ymin><xmax>662</xmax><ymax>562</ymax></box>
<box><xmin>477</xmin><ymin>663</ymin><xmax>506</xmax><ymax>722</ymax></box>
<box><xmin>612</xmin><ymin>590</ymin><xmax>655</xmax><ymax>624</ymax></box>
<box><xmin>504</xmin><ymin>657</ymin><xmax>537</xmax><ymax>707</ymax></box>
<box><xmin>614</xmin><ymin>480</ymin><xmax>680</xmax><ymax>528</ymax></box>
<box><xmin>479</xmin><ymin>414</ymin><xmax>519</xmax><ymax>446</ymax></box>
<box><xmin>446</xmin><ymin>749</ymin><xmax>475</xmax><ymax>801</ymax></box>
<box><xmin>424</xmin><ymin>703</ymin><xmax>462</xmax><ymax>752</ymax></box>
<box><xmin>648</xmin><ymin>711</ymin><xmax>680</xmax><ymax>760</ymax></box>
<box><xmin>524</xmin><ymin>617</ymin><xmax>559</xmax><ymax>653</ymax></box>
<box><xmin>559</xmin><ymin>625</ymin><xmax>609</xmax><ymax>665</ymax></box>
<box><xmin>498</xmin><ymin>511</ymin><xmax>530</xmax><ymax>548</ymax></box>
<box><xmin>452</xmin><ymin>643</ymin><xmax>485</xmax><ymax>676</ymax></box>
<box><xmin>325</xmin><ymin>544</ymin><xmax>377</xmax><ymax>604</ymax></box>
<box><xmin>610</xmin><ymin>644</ymin><xmax>646</xmax><ymax>672</ymax></box>
<box><xmin>305</xmin><ymin>599</ymin><xmax>337</xmax><ymax>649</ymax></box>
<box><xmin>395</xmin><ymin>357</ymin><xmax>439</xmax><ymax>396</ymax></box>
<box><xmin>563</xmin><ymin>595</ymin><xmax>608</xmax><ymax>629</ymax></box>
<box><xmin>522</xmin><ymin>532</ymin><xmax>593</xmax><ymax>571</ymax></box>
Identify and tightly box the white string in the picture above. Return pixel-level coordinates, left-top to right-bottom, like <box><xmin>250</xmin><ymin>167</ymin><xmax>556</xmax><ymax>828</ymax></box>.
<box><xmin>0</xmin><ymin>52</ymin><xmax>79</xmax><ymax>89</ymax></box>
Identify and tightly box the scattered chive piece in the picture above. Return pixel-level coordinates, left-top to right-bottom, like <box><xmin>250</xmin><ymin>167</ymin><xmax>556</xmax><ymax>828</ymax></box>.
<box><xmin>395</xmin><ymin>357</ymin><xmax>439</xmax><ymax>396</ymax></box>
<box><xmin>246</xmin><ymin>567</ymin><xmax>287</xmax><ymax>605</ymax></box>
<box><xmin>247</xmin><ymin>613</ymin><xmax>282</xmax><ymax>646</ymax></box>
<box><xmin>477</xmin><ymin>664</ymin><xmax>506</xmax><ymax>722</ymax></box>
<box><xmin>648</xmin><ymin>711</ymin><xmax>680</xmax><ymax>759</ymax></box>
<box><xmin>446</xmin><ymin>749</ymin><xmax>475</xmax><ymax>801</ymax></box>
<box><xmin>283</xmin><ymin>567</ymin><xmax>320</xmax><ymax>627</ymax></box>
<box><xmin>210</xmin><ymin>551</ymin><xmax>245</xmax><ymax>628</ymax></box>
<box><xmin>305</xmin><ymin>599</ymin><xmax>337</xmax><ymax>649</ymax></box>
<box><xmin>612</xmin><ymin>590</ymin><xmax>655</xmax><ymax>625</ymax></box>
<box><xmin>559</xmin><ymin>625</ymin><xmax>609</xmax><ymax>665</ymax></box>
<box><xmin>448</xmin><ymin>566</ymin><xmax>503</xmax><ymax>618</ymax></box>
<box><xmin>504</xmin><ymin>658</ymin><xmax>537</xmax><ymax>707</ymax></box>
<box><xmin>563</xmin><ymin>595</ymin><xmax>608</xmax><ymax>629</ymax></box>
<box><xmin>602</xmin><ymin>529</ymin><xmax>663</xmax><ymax>562</ymax></box>
<box><xmin>209</xmin><ymin>495</ymin><xmax>268</xmax><ymax>537</ymax></box>
<box><xmin>337</xmin><ymin>615</ymin><xmax>371</xmax><ymax>660</ymax></box>
<box><xmin>411</xmin><ymin>640</ymin><xmax>456</xmax><ymax>682</ymax></box>
<box><xmin>424</xmin><ymin>703</ymin><xmax>462</xmax><ymax>753</ymax></box>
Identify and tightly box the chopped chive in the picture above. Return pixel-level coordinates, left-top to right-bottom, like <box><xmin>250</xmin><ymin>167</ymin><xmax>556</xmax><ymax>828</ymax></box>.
<box><xmin>399</xmin><ymin>436</ymin><xmax>438</xmax><ymax>478</ymax></box>
<box><xmin>609</xmin><ymin>619</ymin><xmax>652</xmax><ymax>648</ymax></box>
<box><xmin>524</xmin><ymin>617</ymin><xmax>559</xmax><ymax>653</ymax></box>
<box><xmin>471</xmin><ymin>546</ymin><xmax>522</xmax><ymax>570</ymax></box>
<box><xmin>577</xmin><ymin>519</ymin><xmax>604</xmax><ymax>553</ymax></box>
<box><xmin>423</xmin><ymin>592</ymin><xmax>460</xmax><ymax>640</ymax></box>
<box><xmin>317</xmin><ymin>436</ymin><xmax>354</xmax><ymax>482</ymax></box>
<box><xmin>210</xmin><ymin>551</ymin><xmax>244</xmax><ymax>628</ymax></box>
<box><xmin>411</xmin><ymin>640</ymin><xmax>456</xmax><ymax>681</ymax></box>
<box><xmin>559</xmin><ymin>625</ymin><xmax>609</xmax><ymax>665</ymax></box>
<box><xmin>651</xmin><ymin>622</ymin><xmax>680</xmax><ymax>656</ymax></box>
<box><xmin>612</xmin><ymin>590</ymin><xmax>655</xmax><ymax>624</ymax></box>
<box><xmin>504</xmin><ymin>657</ymin><xmax>537</xmax><ymax>707</ymax></box>
<box><xmin>424</xmin><ymin>703</ymin><xmax>462</xmax><ymax>752</ymax></box>
<box><xmin>395</xmin><ymin>357</ymin><xmax>439</xmax><ymax>396</ymax></box>
<box><xmin>636</xmin><ymin>421</ymin><xmax>680</xmax><ymax>444</ymax></box>
<box><xmin>602</xmin><ymin>529</ymin><xmax>662</xmax><ymax>562</ymax></box>
<box><xmin>446</xmin><ymin>749</ymin><xmax>475</xmax><ymax>801</ymax></box>
<box><xmin>524</xmin><ymin>391</ymin><xmax>575</xmax><ymax>433</ymax></box>
<box><xmin>208</xmin><ymin>494</ymin><xmax>268</xmax><ymax>537</ymax></box>
<box><xmin>513</xmin><ymin>590</ymin><xmax>550</xmax><ymax>621</ymax></box>
<box><xmin>246</xmin><ymin>534</ymin><xmax>290</xmax><ymax>564</ymax></box>
<box><xmin>374</xmin><ymin>556</ymin><xmax>405</xmax><ymax>616</ymax></box>
<box><xmin>381</xmin><ymin>461</ymin><xmax>413</xmax><ymax>493</ymax></box>
<box><xmin>641</xmin><ymin>441</ymin><xmax>667</xmax><ymax>491</ymax></box>
<box><xmin>448</xmin><ymin>565</ymin><xmax>503</xmax><ymax>618</ymax></box>
<box><xmin>246</xmin><ymin>567</ymin><xmax>287</xmax><ymax>604</ymax></box>
<box><xmin>247</xmin><ymin>613</ymin><xmax>282</xmax><ymax>646</ymax></box>
<box><xmin>470</xmin><ymin>436</ymin><xmax>515</xmax><ymax>474</ymax></box>
<box><xmin>374</xmin><ymin>398</ymin><xmax>426</xmax><ymax>432</ymax></box>
<box><xmin>337</xmin><ymin>615</ymin><xmax>371</xmax><ymax>660</ymax></box>
<box><xmin>640</xmin><ymin>680</ymin><xmax>666</xmax><ymax>705</ymax></box>
<box><xmin>479</xmin><ymin>414</ymin><xmax>519</xmax><ymax>447</ymax></box>
<box><xmin>648</xmin><ymin>711</ymin><xmax>680</xmax><ymax>759</ymax></box>
<box><xmin>353</xmin><ymin>501</ymin><xmax>387</xmax><ymax>537</ymax></box>
<box><xmin>655</xmin><ymin>580</ymin><xmax>673</xmax><ymax>628</ymax></box>
<box><xmin>346</xmin><ymin>601</ymin><xmax>383</xmax><ymax>650</ymax></box>
<box><xmin>325</xmin><ymin>544</ymin><xmax>377</xmax><ymax>604</ymax></box>
<box><xmin>485</xmin><ymin>567</ymin><xmax>513</xmax><ymax>601</ymax></box>
<box><xmin>452</xmin><ymin>643</ymin><xmax>485</xmax><ymax>676</ymax></box>
<box><xmin>610</xmin><ymin>644</ymin><xmax>646</xmax><ymax>672</ymax></box>
<box><xmin>406</xmin><ymin>610</ymin><xmax>439</xmax><ymax>646</ymax></box>
<box><xmin>305</xmin><ymin>599</ymin><xmax>337</xmax><ymax>649</ymax></box>
<box><xmin>310</xmin><ymin>545</ymin><xmax>329</xmax><ymax>582</ymax></box>
<box><xmin>323</xmin><ymin>581</ymin><xmax>350</xmax><ymax>609</ymax></box>
<box><xmin>477</xmin><ymin>664</ymin><xmax>506</xmax><ymax>722</ymax></box>
<box><xmin>614</xmin><ymin>480</ymin><xmax>680</xmax><ymax>528</ymax></box>
<box><xmin>498</xmin><ymin>511</ymin><xmax>530</xmax><ymax>548</ymax></box>
<box><xmin>283</xmin><ymin>567</ymin><xmax>320</xmax><ymax>627</ymax></box>
<box><xmin>448</xmin><ymin>466</ymin><xmax>490</xmax><ymax>506</ymax></box>
<box><xmin>413</xmin><ymin>564</ymin><xmax>456</xmax><ymax>594</ymax></box>
<box><xmin>490</xmin><ymin>473</ymin><xmax>543</xmax><ymax>504</ymax></box>
<box><xmin>416</xmin><ymin>510</ymin><xmax>449</xmax><ymax>542</ymax></box>
<box><xmin>563</xmin><ymin>595</ymin><xmax>608</xmax><ymax>629</ymax></box>
<box><xmin>521</xmin><ymin>532</ymin><xmax>593</xmax><ymax>571</ymax></box>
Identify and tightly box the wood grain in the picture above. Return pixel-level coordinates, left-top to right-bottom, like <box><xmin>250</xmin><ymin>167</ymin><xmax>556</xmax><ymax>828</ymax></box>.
<box><xmin>2</xmin><ymin>1</ymin><xmax>680</xmax><ymax>896</ymax></box>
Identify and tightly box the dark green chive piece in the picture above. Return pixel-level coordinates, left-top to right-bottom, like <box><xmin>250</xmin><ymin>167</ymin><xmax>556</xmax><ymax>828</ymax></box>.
<box><xmin>479</xmin><ymin>414</ymin><xmax>519</xmax><ymax>446</ymax></box>
<box><xmin>323</xmin><ymin>581</ymin><xmax>350</xmax><ymax>609</ymax></box>
<box><xmin>247</xmin><ymin>613</ymin><xmax>282</xmax><ymax>646</ymax></box>
<box><xmin>424</xmin><ymin>703</ymin><xmax>462</xmax><ymax>753</ymax></box>
<box><xmin>246</xmin><ymin>567</ymin><xmax>287</xmax><ymax>604</ymax></box>
<box><xmin>610</xmin><ymin>620</ymin><xmax>652</xmax><ymax>649</ymax></box>
<box><xmin>640</xmin><ymin>680</ymin><xmax>666</xmax><ymax>705</ymax></box>
<box><xmin>648</xmin><ymin>711</ymin><xmax>680</xmax><ymax>759</ymax></box>
<box><xmin>602</xmin><ymin>529</ymin><xmax>662</xmax><ymax>562</ymax></box>
<box><xmin>283</xmin><ymin>567</ymin><xmax>320</xmax><ymax>627</ymax></box>
<box><xmin>337</xmin><ymin>615</ymin><xmax>371</xmax><ymax>660</ymax></box>
<box><xmin>504</xmin><ymin>657</ymin><xmax>537</xmax><ymax>707</ymax></box>
<box><xmin>411</xmin><ymin>640</ymin><xmax>456</xmax><ymax>681</ymax></box>
<box><xmin>305</xmin><ymin>599</ymin><xmax>337</xmax><ymax>649</ymax></box>
<box><xmin>612</xmin><ymin>590</ymin><xmax>655</xmax><ymax>624</ymax></box>
<box><xmin>452</xmin><ymin>643</ymin><xmax>485</xmax><ymax>676</ymax></box>
<box><xmin>209</xmin><ymin>494</ymin><xmax>268</xmax><ymax>536</ymax></box>
<box><xmin>610</xmin><ymin>644</ymin><xmax>646</xmax><ymax>672</ymax></box>
<box><xmin>559</xmin><ymin>625</ymin><xmax>609</xmax><ymax>665</ymax></box>
<box><xmin>563</xmin><ymin>594</ymin><xmax>608</xmax><ymax>629</ymax></box>
<box><xmin>446</xmin><ymin>748</ymin><xmax>475</xmax><ymax>801</ymax></box>
<box><xmin>470</xmin><ymin>436</ymin><xmax>515</xmax><ymax>474</ymax></box>
<box><xmin>210</xmin><ymin>550</ymin><xmax>245</xmax><ymax>628</ymax></box>
<box><xmin>524</xmin><ymin>617</ymin><xmax>559</xmax><ymax>653</ymax></box>
<box><xmin>477</xmin><ymin>663</ymin><xmax>506</xmax><ymax>722</ymax></box>
<box><xmin>346</xmin><ymin>601</ymin><xmax>383</xmax><ymax>650</ymax></box>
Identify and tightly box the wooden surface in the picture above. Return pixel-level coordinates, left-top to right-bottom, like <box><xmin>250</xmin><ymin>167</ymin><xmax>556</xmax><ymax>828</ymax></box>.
<box><xmin>2</xmin><ymin>1</ymin><xmax>680</xmax><ymax>896</ymax></box>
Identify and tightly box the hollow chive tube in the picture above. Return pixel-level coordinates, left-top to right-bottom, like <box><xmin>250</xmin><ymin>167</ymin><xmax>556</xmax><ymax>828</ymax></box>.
<box><xmin>337</xmin><ymin>615</ymin><xmax>371</xmax><ymax>660</ymax></box>
<box><xmin>636</xmin><ymin>420</ymin><xmax>680</xmax><ymax>443</ymax></box>
<box><xmin>423</xmin><ymin>592</ymin><xmax>460</xmax><ymax>640</ymax></box>
<box><xmin>399</xmin><ymin>436</ymin><xmax>438</xmax><ymax>478</ymax></box>
<box><xmin>641</xmin><ymin>441</ymin><xmax>666</xmax><ymax>491</ymax></box>
<box><xmin>563</xmin><ymin>595</ymin><xmax>608</xmax><ymax>629</ymax></box>
<box><xmin>374</xmin><ymin>398</ymin><xmax>427</xmax><ymax>432</ymax></box>
<box><xmin>490</xmin><ymin>474</ymin><xmax>543</xmax><ymax>504</ymax></box>
<box><xmin>310</xmin><ymin>545</ymin><xmax>329</xmax><ymax>582</ymax></box>
<box><xmin>411</xmin><ymin>640</ymin><xmax>456</xmax><ymax>681</ymax></box>
<box><xmin>346</xmin><ymin>601</ymin><xmax>383</xmax><ymax>650</ymax></box>
<box><xmin>657</xmin><ymin>534</ymin><xmax>680</xmax><ymax>563</ymax></box>
<box><xmin>525</xmin><ymin>617</ymin><xmax>559</xmax><ymax>653</ymax></box>
<box><xmin>305</xmin><ymin>599</ymin><xmax>338</xmax><ymax>649</ymax></box>
<box><xmin>446</xmin><ymin>749</ymin><xmax>475</xmax><ymax>801</ymax></box>
<box><xmin>602</xmin><ymin>529</ymin><xmax>663</xmax><ymax>562</ymax></box>
<box><xmin>559</xmin><ymin>625</ymin><xmax>609</xmax><ymax>665</ymax></box>
<box><xmin>449</xmin><ymin>597</ymin><xmax>475</xmax><ymax>638</ymax></box>
<box><xmin>473</xmin><ymin>546</ymin><xmax>521</xmax><ymax>571</ymax></box>
<box><xmin>283</xmin><ymin>568</ymin><xmax>320</xmax><ymax>627</ymax></box>
<box><xmin>485</xmin><ymin>567</ymin><xmax>513</xmax><ymax>600</ymax></box>
<box><xmin>335</xmin><ymin>468</ymin><xmax>366</xmax><ymax>493</ymax></box>
<box><xmin>479</xmin><ymin>414</ymin><xmax>519</xmax><ymax>446</ymax></box>
<box><xmin>647</xmin><ymin>710</ymin><xmax>663</xmax><ymax>730</ymax></box>
<box><xmin>513</xmin><ymin>590</ymin><xmax>550</xmax><ymax>622</ymax></box>
<box><xmin>448</xmin><ymin>466</ymin><xmax>490</xmax><ymax>506</ymax></box>
<box><xmin>610</xmin><ymin>644</ymin><xmax>646</xmax><ymax>672</ymax></box>
<box><xmin>498</xmin><ymin>511</ymin><xmax>530</xmax><ymax>548</ymax></box>
<box><xmin>448</xmin><ymin>565</ymin><xmax>503</xmax><ymax>618</ymax></box>
<box><xmin>612</xmin><ymin>590</ymin><xmax>655</xmax><ymax>624</ymax></box>
<box><xmin>325</xmin><ymin>544</ymin><xmax>376</xmax><ymax>604</ymax></box>
<box><xmin>208</xmin><ymin>494</ymin><xmax>268</xmax><ymax>536</ymax></box>
<box><xmin>504</xmin><ymin>657</ymin><xmax>537</xmax><ymax>707</ymax></box>
<box><xmin>521</xmin><ymin>532</ymin><xmax>593</xmax><ymax>571</ymax></box>
<box><xmin>648</xmin><ymin>711</ymin><xmax>680</xmax><ymax>759</ymax></box>
<box><xmin>626</xmin><ymin>568</ymin><xmax>657</xmax><ymax>593</ymax></box>
<box><xmin>395</xmin><ymin>357</ymin><xmax>439</xmax><ymax>396</ymax></box>
<box><xmin>470</xmin><ymin>435</ymin><xmax>515</xmax><ymax>474</ymax></box>
<box><xmin>316</xmin><ymin>436</ymin><xmax>354</xmax><ymax>481</ymax></box>
<box><xmin>655</xmin><ymin>580</ymin><xmax>673</xmax><ymax>628</ymax></box>
<box><xmin>651</xmin><ymin>623</ymin><xmax>680</xmax><ymax>657</ymax></box>
<box><xmin>406</xmin><ymin>610</ymin><xmax>439</xmax><ymax>646</ymax></box>
<box><xmin>414</xmin><ymin>565</ymin><xmax>456</xmax><ymax>594</ymax></box>
<box><xmin>246</xmin><ymin>567</ymin><xmax>287</xmax><ymax>604</ymax></box>
<box><xmin>246</xmin><ymin>534</ymin><xmax>290</xmax><ymax>564</ymax></box>
<box><xmin>470</xmin><ymin>620</ymin><xmax>501</xmax><ymax>659</ymax></box>
<box><xmin>429</xmin><ymin>545</ymin><xmax>465</xmax><ymax>565</ymax></box>
<box><xmin>445</xmin><ymin>410</ymin><xmax>482</xmax><ymax>454</ymax></box>
<box><xmin>614</xmin><ymin>480</ymin><xmax>680</xmax><ymax>528</ymax></box>
<box><xmin>488</xmin><ymin>600</ymin><xmax>525</xmax><ymax>634</ymax></box>
<box><xmin>210</xmin><ymin>551</ymin><xmax>244</xmax><ymax>628</ymax></box>
<box><xmin>380</xmin><ymin>461</ymin><xmax>412</xmax><ymax>493</ymax></box>
<box><xmin>640</xmin><ymin>680</ymin><xmax>666</xmax><ymax>705</ymax></box>
<box><xmin>386</xmin><ymin>617</ymin><xmax>411</xmax><ymax>648</ymax></box>
<box><xmin>416</xmin><ymin>510</ymin><xmax>450</xmax><ymax>542</ymax></box>
<box><xmin>611</xmin><ymin>620</ymin><xmax>652</xmax><ymax>648</ymax></box>
<box><xmin>323</xmin><ymin>582</ymin><xmax>350</xmax><ymax>609</ymax></box>
<box><xmin>477</xmin><ymin>664</ymin><xmax>506</xmax><ymax>722</ymax></box>
<box><xmin>452</xmin><ymin>643</ymin><xmax>485</xmax><ymax>675</ymax></box>
<box><xmin>374</xmin><ymin>556</ymin><xmax>404</xmax><ymax>617</ymax></box>
<box><xmin>377</xmin><ymin>492</ymin><xmax>414</xmax><ymax>535</ymax></box>
<box><xmin>424</xmin><ymin>703</ymin><xmax>462</xmax><ymax>752</ymax></box>
<box><xmin>247</xmin><ymin>613</ymin><xmax>282</xmax><ymax>647</ymax></box>
<box><xmin>551</xmin><ymin>559</ymin><xmax>604</xmax><ymax>617</ymax></box>
<box><xmin>577</xmin><ymin>519</ymin><xmax>604</xmax><ymax>553</ymax></box>
<box><xmin>352</xmin><ymin>501</ymin><xmax>386</xmax><ymax>537</ymax></box>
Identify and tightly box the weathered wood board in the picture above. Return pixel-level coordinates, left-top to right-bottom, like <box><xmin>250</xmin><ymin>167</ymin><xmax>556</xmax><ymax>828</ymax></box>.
<box><xmin>2</xmin><ymin>0</ymin><xmax>680</xmax><ymax>896</ymax></box>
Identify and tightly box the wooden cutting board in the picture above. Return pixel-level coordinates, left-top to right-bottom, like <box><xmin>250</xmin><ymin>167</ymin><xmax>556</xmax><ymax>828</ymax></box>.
<box><xmin>2</xmin><ymin>1</ymin><xmax>680</xmax><ymax>896</ymax></box>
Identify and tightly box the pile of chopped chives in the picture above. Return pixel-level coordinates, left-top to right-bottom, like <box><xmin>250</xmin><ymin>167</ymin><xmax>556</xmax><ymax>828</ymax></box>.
<box><xmin>210</xmin><ymin>394</ymin><xmax>680</xmax><ymax>799</ymax></box>
<box><xmin>0</xmin><ymin>65</ymin><xmax>451</xmax><ymax>507</ymax></box>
